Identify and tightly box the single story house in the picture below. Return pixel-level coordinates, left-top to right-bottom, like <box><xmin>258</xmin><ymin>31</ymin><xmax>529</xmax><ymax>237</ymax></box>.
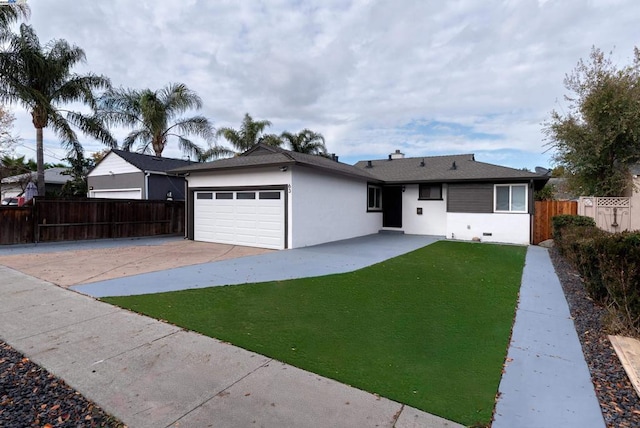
<box><xmin>87</xmin><ymin>149</ymin><xmax>194</xmax><ymax>200</ymax></box>
<box><xmin>1</xmin><ymin>167</ymin><xmax>70</xmax><ymax>200</ymax></box>
<box><xmin>172</xmin><ymin>144</ymin><xmax>549</xmax><ymax>250</ymax></box>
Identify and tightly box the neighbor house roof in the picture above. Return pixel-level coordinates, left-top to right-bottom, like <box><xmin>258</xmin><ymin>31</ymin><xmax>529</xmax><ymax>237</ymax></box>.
<box><xmin>172</xmin><ymin>144</ymin><xmax>381</xmax><ymax>182</ymax></box>
<box><xmin>354</xmin><ymin>154</ymin><xmax>548</xmax><ymax>184</ymax></box>
<box><xmin>1</xmin><ymin>167</ymin><xmax>70</xmax><ymax>185</ymax></box>
<box><xmin>111</xmin><ymin>149</ymin><xmax>194</xmax><ymax>173</ymax></box>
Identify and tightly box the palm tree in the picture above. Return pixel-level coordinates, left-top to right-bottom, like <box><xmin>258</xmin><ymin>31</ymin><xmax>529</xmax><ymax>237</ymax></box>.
<box><xmin>0</xmin><ymin>24</ymin><xmax>115</xmax><ymax>196</ymax></box>
<box><xmin>216</xmin><ymin>113</ymin><xmax>282</xmax><ymax>154</ymax></box>
<box><xmin>0</xmin><ymin>2</ymin><xmax>29</xmax><ymax>34</ymax></box>
<box><xmin>280</xmin><ymin>129</ymin><xmax>327</xmax><ymax>155</ymax></box>
<box><xmin>98</xmin><ymin>83</ymin><xmax>214</xmax><ymax>158</ymax></box>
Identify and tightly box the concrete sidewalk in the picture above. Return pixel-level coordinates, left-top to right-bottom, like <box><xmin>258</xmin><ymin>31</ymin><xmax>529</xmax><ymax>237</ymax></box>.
<box><xmin>493</xmin><ymin>246</ymin><xmax>605</xmax><ymax>427</ymax></box>
<box><xmin>71</xmin><ymin>234</ymin><xmax>441</xmax><ymax>297</ymax></box>
<box><xmin>0</xmin><ymin>266</ymin><xmax>461</xmax><ymax>428</ymax></box>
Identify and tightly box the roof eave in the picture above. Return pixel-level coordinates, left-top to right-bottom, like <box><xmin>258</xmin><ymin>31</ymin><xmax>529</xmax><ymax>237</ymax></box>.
<box><xmin>296</xmin><ymin>162</ymin><xmax>382</xmax><ymax>183</ymax></box>
<box><xmin>172</xmin><ymin>159</ymin><xmax>296</xmax><ymax>174</ymax></box>
<box><xmin>379</xmin><ymin>176</ymin><xmax>550</xmax><ymax>184</ymax></box>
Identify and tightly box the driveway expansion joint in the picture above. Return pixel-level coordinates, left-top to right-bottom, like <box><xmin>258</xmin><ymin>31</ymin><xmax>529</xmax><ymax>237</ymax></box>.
<box><xmin>517</xmin><ymin>307</ymin><xmax>574</xmax><ymax>320</ymax></box>
<box><xmin>509</xmin><ymin>346</ymin><xmax>574</xmax><ymax>363</ymax></box>
<box><xmin>391</xmin><ymin>403</ymin><xmax>405</xmax><ymax>427</ymax></box>
<box><xmin>87</xmin><ymin>327</ymin><xmax>182</xmax><ymax>366</ymax></box>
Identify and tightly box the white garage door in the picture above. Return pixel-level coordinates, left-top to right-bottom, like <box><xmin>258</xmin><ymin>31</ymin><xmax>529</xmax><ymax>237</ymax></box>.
<box><xmin>89</xmin><ymin>188</ymin><xmax>142</xmax><ymax>199</ymax></box>
<box><xmin>194</xmin><ymin>190</ymin><xmax>285</xmax><ymax>250</ymax></box>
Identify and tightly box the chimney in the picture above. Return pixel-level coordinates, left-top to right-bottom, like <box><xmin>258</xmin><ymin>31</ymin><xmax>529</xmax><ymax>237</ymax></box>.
<box><xmin>390</xmin><ymin>149</ymin><xmax>405</xmax><ymax>160</ymax></box>
<box><xmin>366</xmin><ymin>160</ymin><xmax>373</xmax><ymax>168</ymax></box>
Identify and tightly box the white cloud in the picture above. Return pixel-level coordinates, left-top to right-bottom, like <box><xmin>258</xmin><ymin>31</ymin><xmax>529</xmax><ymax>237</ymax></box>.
<box><xmin>5</xmin><ymin>0</ymin><xmax>640</xmax><ymax>168</ymax></box>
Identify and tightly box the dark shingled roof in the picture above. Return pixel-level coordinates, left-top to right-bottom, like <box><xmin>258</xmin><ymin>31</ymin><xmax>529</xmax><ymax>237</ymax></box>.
<box><xmin>172</xmin><ymin>144</ymin><xmax>381</xmax><ymax>182</ymax></box>
<box><xmin>112</xmin><ymin>149</ymin><xmax>193</xmax><ymax>173</ymax></box>
<box><xmin>354</xmin><ymin>154</ymin><xmax>548</xmax><ymax>183</ymax></box>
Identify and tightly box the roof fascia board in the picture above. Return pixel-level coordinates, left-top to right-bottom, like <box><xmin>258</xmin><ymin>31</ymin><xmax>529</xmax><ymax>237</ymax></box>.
<box><xmin>175</xmin><ymin>160</ymin><xmax>296</xmax><ymax>174</ymax></box>
<box><xmin>382</xmin><ymin>176</ymin><xmax>549</xmax><ymax>184</ymax></box>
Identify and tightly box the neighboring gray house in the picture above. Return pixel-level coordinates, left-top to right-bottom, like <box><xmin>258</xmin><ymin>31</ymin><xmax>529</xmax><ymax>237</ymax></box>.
<box><xmin>87</xmin><ymin>149</ymin><xmax>193</xmax><ymax>200</ymax></box>
<box><xmin>172</xmin><ymin>144</ymin><xmax>549</xmax><ymax>250</ymax></box>
<box><xmin>1</xmin><ymin>167</ymin><xmax>70</xmax><ymax>200</ymax></box>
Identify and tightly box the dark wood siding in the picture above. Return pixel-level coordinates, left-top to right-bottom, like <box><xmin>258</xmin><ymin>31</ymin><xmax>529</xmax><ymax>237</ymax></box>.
<box><xmin>447</xmin><ymin>183</ymin><xmax>493</xmax><ymax>213</ymax></box>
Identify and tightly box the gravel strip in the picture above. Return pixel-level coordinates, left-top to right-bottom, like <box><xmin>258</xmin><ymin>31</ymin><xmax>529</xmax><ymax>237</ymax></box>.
<box><xmin>0</xmin><ymin>341</ymin><xmax>126</xmax><ymax>428</ymax></box>
<box><xmin>549</xmin><ymin>248</ymin><xmax>640</xmax><ymax>427</ymax></box>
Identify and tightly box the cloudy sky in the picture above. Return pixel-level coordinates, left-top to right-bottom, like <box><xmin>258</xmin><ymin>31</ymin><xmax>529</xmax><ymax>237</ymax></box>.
<box><xmin>5</xmin><ymin>0</ymin><xmax>640</xmax><ymax>169</ymax></box>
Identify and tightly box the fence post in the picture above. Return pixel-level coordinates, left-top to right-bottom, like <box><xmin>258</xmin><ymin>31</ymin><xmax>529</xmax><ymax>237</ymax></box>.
<box><xmin>33</xmin><ymin>197</ymin><xmax>39</xmax><ymax>243</ymax></box>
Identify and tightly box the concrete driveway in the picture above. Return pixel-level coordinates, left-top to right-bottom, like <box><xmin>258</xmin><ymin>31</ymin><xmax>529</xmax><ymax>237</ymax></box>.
<box><xmin>0</xmin><ymin>236</ymin><xmax>271</xmax><ymax>287</ymax></box>
<box><xmin>71</xmin><ymin>234</ymin><xmax>441</xmax><ymax>297</ymax></box>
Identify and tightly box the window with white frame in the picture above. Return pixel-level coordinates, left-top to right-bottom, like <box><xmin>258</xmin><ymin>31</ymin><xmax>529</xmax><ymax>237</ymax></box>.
<box><xmin>368</xmin><ymin>185</ymin><xmax>382</xmax><ymax>211</ymax></box>
<box><xmin>494</xmin><ymin>184</ymin><xmax>527</xmax><ymax>213</ymax></box>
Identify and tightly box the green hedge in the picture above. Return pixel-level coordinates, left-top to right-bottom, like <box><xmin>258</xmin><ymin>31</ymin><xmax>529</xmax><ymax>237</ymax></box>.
<box><xmin>552</xmin><ymin>215</ymin><xmax>640</xmax><ymax>335</ymax></box>
<box><xmin>597</xmin><ymin>233</ymin><xmax>640</xmax><ymax>333</ymax></box>
<box><xmin>552</xmin><ymin>215</ymin><xmax>596</xmax><ymax>255</ymax></box>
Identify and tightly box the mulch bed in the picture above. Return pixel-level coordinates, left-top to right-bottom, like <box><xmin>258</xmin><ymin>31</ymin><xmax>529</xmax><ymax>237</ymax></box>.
<box><xmin>549</xmin><ymin>248</ymin><xmax>640</xmax><ymax>427</ymax></box>
<box><xmin>0</xmin><ymin>341</ymin><xmax>126</xmax><ymax>427</ymax></box>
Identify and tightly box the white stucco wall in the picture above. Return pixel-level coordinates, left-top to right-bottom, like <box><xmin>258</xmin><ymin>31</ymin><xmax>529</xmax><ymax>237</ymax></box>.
<box><xmin>290</xmin><ymin>166</ymin><xmax>381</xmax><ymax>248</ymax></box>
<box><xmin>400</xmin><ymin>184</ymin><xmax>447</xmax><ymax>236</ymax></box>
<box><xmin>89</xmin><ymin>152</ymin><xmax>139</xmax><ymax>176</ymax></box>
<box><xmin>186</xmin><ymin>168</ymin><xmax>291</xmax><ymax>189</ymax></box>
<box><xmin>446</xmin><ymin>212</ymin><xmax>531</xmax><ymax>245</ymax></box>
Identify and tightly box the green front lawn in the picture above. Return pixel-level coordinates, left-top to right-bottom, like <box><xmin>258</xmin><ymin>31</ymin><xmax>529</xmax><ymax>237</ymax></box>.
<box><xmin>103</xmin><ymin>241</ymin><xmax>526</xmax><ymax>426</ymax></box>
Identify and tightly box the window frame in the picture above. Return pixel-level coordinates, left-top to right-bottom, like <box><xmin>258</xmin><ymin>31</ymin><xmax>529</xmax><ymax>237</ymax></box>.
<box><xmin>367</xmin><ymin>184</ymin><xmax>382</xmax><ymax>212</ymax></box>
<box><xmin>494</xmin><ymin>184</ymin><xmax>528</xmax><ymax>213</ymax></box>
<box><xmin>418</xmin><ymin>183</ymin><xmax>443</xmax><ymax>201</ymax></box>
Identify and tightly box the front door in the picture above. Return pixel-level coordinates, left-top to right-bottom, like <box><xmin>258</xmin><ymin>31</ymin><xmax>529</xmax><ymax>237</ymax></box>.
<box><xmin>382</xmin><ymin>186</ymin><xmax>402</xmax><ymax>228</ymax></box>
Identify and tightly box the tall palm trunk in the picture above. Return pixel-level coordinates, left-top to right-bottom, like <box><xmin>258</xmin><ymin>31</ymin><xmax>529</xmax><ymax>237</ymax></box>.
<box><xmin>32</xmin><ymin>107</ymin><xmax>47</xmax><ymax>197</ymax></box>
<box><xmin>36</xmin><ymin>127</ymin><xmax>44</xmax><ymax>197</ymax></box>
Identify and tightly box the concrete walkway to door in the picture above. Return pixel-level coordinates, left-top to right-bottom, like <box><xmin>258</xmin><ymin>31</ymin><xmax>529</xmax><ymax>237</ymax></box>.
<box><xmin>71</xmin><ymin>234</ymin><xmax>442</xmax><ymax>297</ymax></box>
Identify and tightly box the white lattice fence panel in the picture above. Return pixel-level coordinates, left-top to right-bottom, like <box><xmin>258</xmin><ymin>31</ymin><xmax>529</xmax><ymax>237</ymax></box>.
<box><xmin>595</xmin><ymin>197</ymin><xmax>631</xmax><ymax>232</ymax></box>
<box><xmin>596</xmin><ymin>197</ymin><xmax>630</xmax><ymax>207</ymax></box>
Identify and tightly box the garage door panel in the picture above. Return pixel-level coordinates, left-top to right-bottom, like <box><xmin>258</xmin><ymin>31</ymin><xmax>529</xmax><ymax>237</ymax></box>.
<box><xmin>194</xmin><ymin>190</ymin><xmax>284</xmax><ymax>250</ymax></box>
<box><xmin>235</xmin><ymin>213</ymin><xmax>259</xmax><ymax>221</ymax></box>
<box><xmin>258</xmin><ymin>223</ymin><xmax>281</xmax><ymax>232</ymax></box>
<box><xmin>214</xmin><ymin>207</ymin><xmax>234</xmax><ymax>215</ymax></box>
<box><xmin>236</xmin><ymin>221</ymin><xmax>257</xmax><ymax>229</ymax></box>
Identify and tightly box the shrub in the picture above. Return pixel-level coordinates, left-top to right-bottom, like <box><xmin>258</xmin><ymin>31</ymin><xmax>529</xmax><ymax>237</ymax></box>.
<box><xmin>596</xmin><ymin>232</ymin><xmax>640</xmax><ymax>335</ymax></box>
<box><xmin>551</xmin><ymin>215</ymin><xmax>640</xmax><ymax>334</ymax></box>
<box><xmin>565</xmin><ymin>228</ymin><xmax>609</xmax><ymax>303</ymax></box>
<box><xmin>552</xmin><ymin>215</ymin><xmax>597</xmax><ymax>254</ymax></box>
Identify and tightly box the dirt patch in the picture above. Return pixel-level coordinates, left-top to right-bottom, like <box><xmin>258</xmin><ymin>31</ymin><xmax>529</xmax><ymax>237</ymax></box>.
<box><xmin>0</xmin><ymin>240</ymin><xmax>272</xmax><ymax>287</ymax></box>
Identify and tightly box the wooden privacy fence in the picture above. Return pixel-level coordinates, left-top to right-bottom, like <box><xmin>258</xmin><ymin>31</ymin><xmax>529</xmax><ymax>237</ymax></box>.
<box><xmin>0</xmin><ymin>199</ymin><xmax>184</xmax><ymax>245</ymax></box>
<box><xmin>0</xmin><ymin>207</ymin><xmax>33</xmax><ymax>245</ymax></box>
<box><xmin>533</xmin><ymin>200</ymin><xmax>578</xmax><ymax>244</ymax></box>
